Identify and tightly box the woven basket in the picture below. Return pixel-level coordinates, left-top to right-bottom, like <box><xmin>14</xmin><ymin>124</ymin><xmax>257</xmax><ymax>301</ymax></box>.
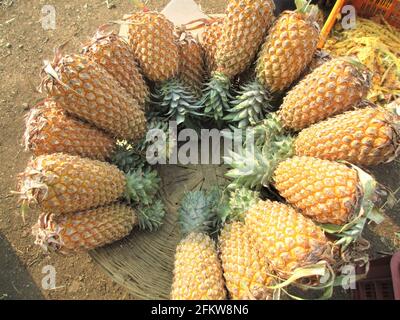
<box><xmin>90</xmin><ymin>161</ymin><xmax>229</xmax><ymax>300</ymax></box>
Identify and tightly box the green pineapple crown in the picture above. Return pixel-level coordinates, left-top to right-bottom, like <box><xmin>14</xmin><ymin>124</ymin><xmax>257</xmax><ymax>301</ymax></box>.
<box><xmin>295</xmin><ymin>0</ymin><xmax>319</xmax><ymax>14</ymax></box>
<box><xmin>126</xmin><ymin>167</ymin><xmax>161</xmax><ymax>206</ymax></box>
<box><xmin>111</xmin><ymin>141</ymin><xmax>146</xmax><ymax>174</ymax></box>
<box><xmin>152</xmin><ymin>79</ymin><xmax>204</xmax><ymax>127</ymax></box>
<box><xmin>225</xmin><ymin>80</ymin><xmax>273</xmax><ymax>129</ymax></box>
<box><xmin>137</xmin><ymin>117</ymin><xmax>177</xmax><ymax>162</ymax></box>
<box><xmin>201</xmin><ymin>72</ymin><xmax>232</xmax><ymax>125</ymax></box>
<box><xmin>225</xmin><ymin>114</ymin><xmax>294</xmax><ymax>190</ymax></box>
<box><xmin>112</xmin><ymin>118</ymin><xmax>177</xmax><ymax>172</ymax></box>
<box><xmin>136</xmin><ymin>200</ymin><xmax>166</xmax><ymax>232</ymax></box>
<box><xmin>178</xmin><ymin>187</ymin><xmax>228</xmax><ymax>237</ymax></box>
<box><xmin>224</xmin><ymin>187</ymin><xmax>260</xmax><ymax>223</ymax></box>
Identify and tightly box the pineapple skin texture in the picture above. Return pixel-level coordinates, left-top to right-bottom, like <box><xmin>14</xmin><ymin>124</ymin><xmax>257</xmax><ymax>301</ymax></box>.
<box><xmin>176</xmin><ymin>30</ymin><xmax>206</xmax><ymax>97</ymax></box>
<box><xmin>201</xmin><ymin>18</ymin><xmax>224</xmax><ymax>75</ymax></box>
<box><xmin>171</xmin><ymin>233</ymin><xmax>227</xmax><ymax>300</ymax></box>
<box><xmin>245</xmin><ymin>200</ymin><xmax>330</xmax><ymax>277</ymax></box>
<box><xmin>294</xmin><ymin>107</ymin><xmax>400</xmax><ymax>166</ymax></box>
<box><xmin>33</xmin><ymin>203</ymin><xmax>136</xmax><ymax>254</ymax></box>
<box><xmin>42</xmin><ymin>54</ymin><xmax>147</xmax><ymax>141</ymax></box>
<box><xmin>256</xmin><ymin>11</ymin><xmax>319</xmax><ymax>93</ymax></box>
<box><xmin>274</xmin><ymin>156</ymin><xmax>359</xmax><ymax>225</ymax></box>
<box><xmin>279</xmin><ymin>58</ymin><xmax>370</xmax><ymax>131</ymax></box>
<box><xmin>19</xmin><ymin>153</ymin><xmax>126</xmax><ymax>215</ymax></box>
<box><xmin>216</xmin><ymin>0</ymin><xmax>275</xmax><ymax>78</ymax></box>
<box><xmin>25</xmin><ymin>100</ymin><xmax>115</xmax><ymax>161</ymax></box>
<box><xmin>127</xmin><ymin>12</ymin><xmax>179</xmax><ymax>82</ymax></box>
<box><xmin>82</xmin><ymin>32</ymin><xmax>149</xmax><ymax>108</ymax></box>
<box><xmin>220</xmin><ymin>222</ymin><xmax>273</xmax><ymax>300</ymax></box>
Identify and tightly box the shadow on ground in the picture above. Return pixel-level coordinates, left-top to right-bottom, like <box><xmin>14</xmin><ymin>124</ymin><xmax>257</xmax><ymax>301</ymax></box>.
<box><xmin>0</xmin><ymin>233</ymin><xmax>43</xmax><ymax>300</ymax></box>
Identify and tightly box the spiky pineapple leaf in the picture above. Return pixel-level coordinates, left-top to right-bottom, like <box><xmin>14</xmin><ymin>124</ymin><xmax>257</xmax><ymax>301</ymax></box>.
<box><xmin>152</xmin><ymin>79</ymin><xmax>204</xmax><ymax>127</ymax></box>
<box><xmin>201</xmin><ymin>72</ymin><xmax>232</xmax><ymax>124</ymax></box>
<box><xmin>111</xmin><ymin>141</ymin><xmax>146</xmax><ymax>174</ymax></box>
<box><xmin>225</xmin><ymin>80</ymin><xmax>273</xmax><ymax>129</ymax></box>
<box><xmin>125</xmin><ymin>167</ymin><xmax>161</xmax><ymax>206</ymax></box>
<box><xmin>225</xmin><ymin>187</ymin><xmax>260</xmax><ymax>222</ymax></box>
<box><xmin>178</xmin><ymin>187</ymin><xmax>227</xmax><ymax>236</ymax></box>
<box><xmin>137</xmin><ymin>117</ymin><xmax>177</xmax><ymax>164</ymax></box>
<box><xmin>136</xmin><ymin>200</ymin><xmax>166</xmax><ymax>232</ymax></box>
<box><xmin>225</xmin><ymin>144</ymin><xmax>275</xmax><ymax>190</ymax></box>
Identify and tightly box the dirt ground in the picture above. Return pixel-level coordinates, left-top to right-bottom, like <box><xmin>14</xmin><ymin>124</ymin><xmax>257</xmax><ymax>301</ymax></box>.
<box><xmin>0</xmin><ymin>0</ymin><xmax>399</xmax><ymax>300</ymax></box>
<box><xmin>0</xmin><ymin>0</ymin><xmax>228</xmax><ymax>300</ymax></box>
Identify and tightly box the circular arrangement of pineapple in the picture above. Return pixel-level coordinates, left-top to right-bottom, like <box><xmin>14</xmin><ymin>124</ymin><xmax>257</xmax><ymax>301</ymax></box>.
<box><xmin>16</xmin><ymin>1</ymin><xmax>400</xmax><ymax>300</ymax></box>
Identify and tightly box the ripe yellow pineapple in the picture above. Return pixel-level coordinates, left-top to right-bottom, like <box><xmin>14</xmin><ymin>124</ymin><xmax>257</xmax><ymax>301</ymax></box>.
<box><xmin>172</xmin><ymin>232</ymin><xmax>226</xmax><ymax>300</ymax></box>
<box><xmin>200</xmin><ymin>18</ymin><xmax>223</xmax><ymax>75</ymax></box>
<box><xmin>274</xmin><ymin>156</ymin><xmax>360</xmax><ymax>225</ymax></box>
<box><xmin>175</xmin><ymin>28</ymin><xmax>206</xmax><ymax>97</ymax></box>
<box><xmin>171</xmin><ymin>190</ymin><xmax>226</xmax><ymax>300</ymax></box>
<box><xmin>202</xmin><ymin>0</ymin><xmax>275</xmax><ymax>121</ymax></box>
<box><xmin>81</xmin><ymin>28</ymin><xmax>149</xmax><ymax>108</ymax></box>
<box><xmin>219</xmin><ymin>221</ymin><xmax>274</xmax><ymax>300</ymax></box>
<box><xmin>257</xmin><ymin>11</ymin><xmax>319</xmax><ymax>92</ymax></box>
<box><xmin>41</xmin><ymin>53</ymin><xmax>147</xmax><ymax>141</ymax></box>
<box><xmin>18</xmin><ymin>153</ymin><xmax>126</xmax><ymax>215</ymax></box>
<box><xmin>215</xmin><ymin>0</ymin><xmax>275</xmax><ymax>78</ymax></box>
<box><xmin>278</xmin><ymin>58</ymin><xmax>371</xmax><ymax>131</ymax></box>
<box><xmin>33</xmin><ymin>201</ymin><xmax>165</xmax><ymax>254</ymax></box>
<box><xmin>226</xmin><ymin>136</ymin><xmax>378</xmax><ymax>225</ymax></box>
<box><xmin>294</xmin><ymin>105</ymin><xmax>400</xmax><ymax>166</ymax></box>
<box><xmin>256</xmin><ymin>3</ymin><xmax>319</xmax><ymax>93</ymax></box>
<box><xmin>245</xmin><ymin>200</ymin><xmax>333</xmax><ymax>278</ymax></box>
<box><xmin>24</xmin><ymin>99</ymin><xmax>115</xmax><ymax>161</ymax></box>
<box><xmin>126</xmin><ymin>11</ymin><xmax>179</xmax><ymax>82</ymax></box>
<box><xmin>227</xmin><ymin>1</ymin><xmax>321</xmax><ymax>128</ymax></box>
<box><xmin>33</xmin><ymin>203</ymin><xmax>137</xmax><ymax>254</ymax></box>
<box><xmin>17</xmin><ymin>153</ymin><xmax>161</xmax><ymax>215</ymax></box>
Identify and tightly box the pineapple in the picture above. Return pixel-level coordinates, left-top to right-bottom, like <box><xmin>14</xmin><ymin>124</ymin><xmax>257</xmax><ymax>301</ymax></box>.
<box><xmin>215</xmin><ymin>0</ymin><xmax>276</xmax><ymax>78</ymax></box>
<box><xmin>274</xmin><ymin>156</ymin><xmax>360</xmax><ymax>225</ymax></box>
<box><xmin>278</xmin><ymin>58</ymin><xmax>371</xmax><ymax>131</ymax></box>
<box><xmin>246</xmin><ymin>100</ymin><xmax>400</xmax><ymax>167</ymax></box>
<box><xmin>126</xmin><ymin>11</ymin><xmax>179</xmax><ymax>82</ymax></box>
<box><xmin>294</xmin><ymin>105</ymin><xmax>400</xmax><ymax>166</ymax></box>
<box><xmin>33</xmin><ymin>201</ymin><xmax>165</xmax><ymax>254</ymax></box>
<box><xmin>40</xmin><ymin>53</ymin><xmax>147</xmax><ymax>141</ymax></box>
<box><xmin>126</xmin><ymin>11</ymin><xmax>203</xmax><ymax>127</ymax></box>
<box><xmin>175</xmin><ymin>28</ymin><xmax>206</xmax><ymax>98</ymax></box>
<box><xmin>171</xmin><ymin>190</ymin><xmax>226</xmax><ymax>300</ymax></box>
<box><xmin>226</xmin><ymin>1</ymin><xmax>321</xmax><ymax>128</ymax></box>
<box><xmin>200</xmin><ymin>18</ymin><xmax>224</xmax><ymax>75</ymax></box>
<box><xmin>202</xmin><ymin>0</ymin><xmax>275</xmax><ymax>122</ymax></box>
<box><xmin>219</xmin><ymin>221</ymin><xmax>274</xmax><ymax>300</ymax></box>
<box><xmin>24</xmin><ymin>99</ymin><xmax>115</xmax><ymax>161</ymax></box>
<box><xmin>245</xmin><ymin>200</ymin><xmax>332</xmax><ymax>279</ymax></box>
<box><xmin>81</xmin><ymin>28</ymin><xmax>149</xmax><ymax>108</ymax></box>
<box><xmin>225</xmin><ymin>135</ymin><xmax>378</xmax><ymax>225</ymax></box>
<box><xmin>18</xmin><ymin>153</ymin><xmax>161</xmax><ymax>215</ymax></box>
<box><xmin>33</xmin><ymin>203</ymin><xmax>136</xmax><ymax>254</ymax></box>
<box><xmin>255</xmin><ymin>2</ymin><xmax>320</xmax><ymax>93</ymax></box>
